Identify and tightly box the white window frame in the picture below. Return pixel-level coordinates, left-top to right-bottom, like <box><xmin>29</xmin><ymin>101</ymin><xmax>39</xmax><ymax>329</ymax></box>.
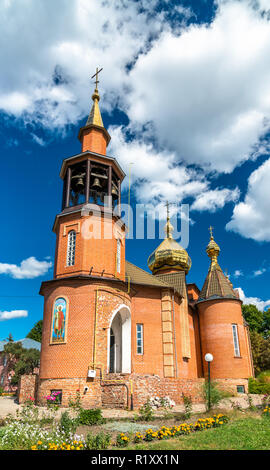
<box><xmin>232</xmin><ymin>324</ymin><xmax>240</xmax><ymax>357</ymax></box>
<box><xmin>116</xmin><ymin>239</ymin><xmax>121</xmax><ymax>273</ymax></box>
<box><xmin>136</xmin><ymin>324</ymin><xmax>144</xmax><ymax>355</ymax></box>
<box><xmin>66</xmin><ymin>230</ymin><xmax>76</xmax><ymax>266</ymax></box>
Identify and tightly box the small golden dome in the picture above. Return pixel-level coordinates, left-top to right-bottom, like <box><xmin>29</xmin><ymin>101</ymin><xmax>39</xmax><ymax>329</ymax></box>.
<box><xmin>147</xmin><ymin>204</ymin><xmax>191</xmax><ymax>274</ymax></box>
<box><xmin>206</xmin><ymin>226</ymin><xmax>220</xmax><ymax>270</ymax></box>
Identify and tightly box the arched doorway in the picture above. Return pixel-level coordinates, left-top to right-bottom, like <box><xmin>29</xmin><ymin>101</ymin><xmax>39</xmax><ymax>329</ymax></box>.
<box><xmin>108</xmin><ymin>305</ymin><xmax>131</xmax><ymax>373</ymax></box>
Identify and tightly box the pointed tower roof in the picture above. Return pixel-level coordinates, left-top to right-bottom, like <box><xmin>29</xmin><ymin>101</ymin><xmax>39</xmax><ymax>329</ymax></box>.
<box><xmin>78</xmin><ymin>67</ymin><xmax>111</xmax><ymax>151</ymax></box>
<box><xmin>147</xmin><ymin>203</ymin><xmax>191</xmax><ymax>275</ymax></box>
<box><xmin>85</xmin><ymin>86</ymin><xmax>104</xmax><ymax>128</ymax></box>
<box><xmin>198</xmin><ymin>227</ymin><xmax>238</xmax><ymax>301</ymax></box>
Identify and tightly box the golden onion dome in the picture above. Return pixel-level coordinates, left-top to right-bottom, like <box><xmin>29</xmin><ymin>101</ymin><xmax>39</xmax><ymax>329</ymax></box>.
<box><xmin>147</xmin><ymin>206</ymin><xmax>191</xmax><ymax>275</ymax></box>
<box><xmin>206</xmin><ymin>226</ymin><xmax>220</xmax><ymax>270</ymax></box>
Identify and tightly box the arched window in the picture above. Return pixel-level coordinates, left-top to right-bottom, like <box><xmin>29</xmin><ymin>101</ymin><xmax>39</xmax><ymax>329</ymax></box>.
<box><xmin>66</xmin><ymin>230</ymin><xmax>76</xmax><ymax>266</ymax></box>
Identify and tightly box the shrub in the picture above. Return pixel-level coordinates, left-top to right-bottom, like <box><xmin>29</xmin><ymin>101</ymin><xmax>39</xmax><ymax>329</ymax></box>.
<box><xmin>78</xmin><ymin>408</ymin><xmax>104</xmax><ymax>426</ymax></box>
<box><xmin>257</xmin><ymin>371</ymin><xmax>270</xmax><ymax>384</ymax></box>
<box><xmin>138</xmin><ymin>400</ymin><xmax>154</xmax><ymax>422</ymax></box>
<box><xmin>68</xmin><ymin>390</ymin><xmax>82</xmax><ymax>412</ymax></box>
<box><xmin>86</xmin><ymin>431</ymin><xmax>111</xmax><ymax>450</ymax></box>
<box><xmin>248</xmin><ymin>378</ymin><xmax>270</xmax><ymax>394</ymax></box>
<box><xmin>60</xmin><ymin>411</ymin><xmax>78</xmax><ymax>437</ymax></box>
<box><xmin>182</xmin><ymin>393</ymin><xmax>193</xmax><ymax>419</ymax></box>
<box><xmin>203</xmin><ymin>381</ymin><xmax>227</xmax><ymax>409</ymax></box>
<box><xmin>0</xmin><ymin>387</ymin><xmax>4</xmax><ymax>396</ymax></box>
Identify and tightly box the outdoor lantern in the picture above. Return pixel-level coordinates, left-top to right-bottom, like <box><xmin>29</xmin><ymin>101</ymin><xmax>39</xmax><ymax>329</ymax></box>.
<box><xmin>205</xmin><ymin>353</ymin><xmax>213</xmax><ymax>410</ymax></box>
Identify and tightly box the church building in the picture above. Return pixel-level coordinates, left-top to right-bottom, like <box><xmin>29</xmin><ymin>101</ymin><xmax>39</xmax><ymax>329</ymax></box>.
<box><xmin>37</xmin><ymin>77</ymin><xmax>254</xmax><ymax>409</ymax></box>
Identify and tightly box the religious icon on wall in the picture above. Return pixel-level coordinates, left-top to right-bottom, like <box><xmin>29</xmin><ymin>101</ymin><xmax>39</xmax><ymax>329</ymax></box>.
<box><xmin>51</xmin><ymin>297</ymin><xmax>68</xmax><ymax>343</ymax></box>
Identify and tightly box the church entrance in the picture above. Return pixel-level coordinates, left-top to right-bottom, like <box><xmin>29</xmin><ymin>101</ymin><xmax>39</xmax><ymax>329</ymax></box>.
<box><xmin>108</xmin><ymin>305</ymin><xmax>131</xmax><ymax>374</ymax></box>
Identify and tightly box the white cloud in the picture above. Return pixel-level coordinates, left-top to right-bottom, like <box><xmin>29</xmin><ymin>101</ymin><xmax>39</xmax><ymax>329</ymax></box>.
<box><xmin>226</xmin><ymin>158</ymin><xmax>270</xmax><ymax>241</ymax></box>
<box><xmin>191</xmin><ymin>187</ymin><xmax>240</xmax><ymax>212</ymax></box>
<box><xmin>253</xmin><ymin>267</ymin><xmax>266</xmax><ymax>277</ymax></box>
<box><xmin>125</xmin><ymin>0</ymin><xmax>270</xmax><ymax>173</ymax></box>
<box><xmin>0</xmin><ymin>0</ymin><xmax>269</xmax><ymax>177</ymax></box>
<box><xmin>2</xmin><ymin>0</ymin><xmax>270</xmax><ymax>218</ymax></box>
<box><xmin>0</xmin><ymin>0</ymin><xmax>173</xmax><ymax>127</ymax></box>
<box><xmin>233</xmin><ymin>269</ymin><xmax>243</xmax><ymax>278</ymax></box>
<box><xmin>109</xmin><ymin>125</ymin><xmax>208</xmax><ymax>208</ymax></box>
<box><xmin>0</xmin><ymin>257</ymin><xmax>52</xmax><ymax>279</ymax></box>
<box><xmin>31</xmin><ymin>134</ymin><xmax>45</xmax><ymax>146</ymax></box>
<box><xmin>236</xmin><ymin>286</ymin><xmax>270</xmax><ymax>311</ymax></box>
<box><xmin>0</xmin><ymin>310</ymin><xmax>28</xmax><ymax>321</ymax></box>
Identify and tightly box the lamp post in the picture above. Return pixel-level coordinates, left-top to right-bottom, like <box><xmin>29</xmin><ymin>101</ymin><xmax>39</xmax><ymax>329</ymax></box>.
<box><xmin>205</xmin><ymin>353</ymin><xmax>213</xmax><ymax>411</ymax></box>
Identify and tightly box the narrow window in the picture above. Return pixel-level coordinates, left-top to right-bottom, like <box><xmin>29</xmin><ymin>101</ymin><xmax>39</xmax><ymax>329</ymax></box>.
<box><xmin>232</xmin><ymin>324</ymin><xmax>240</xmax><ymax>357</ymax></box>
<box><xmin>66</xmin><ymin>230</ymin><xmax>76</xmax><ymax>266</ymax></box>
<box><xmin>237</xmin><ymin>385</ymin><xmax>245</xmax><ymax>394</ymax></box>
<box><xmin>136</xmin><ymin>324</ymin><xmax>143</xmax><ymax>355</ymax></box>
<box><xmin>117</xmin><ymin>239</ymin><xmax>121</xmax><ymax>273</ymax></box>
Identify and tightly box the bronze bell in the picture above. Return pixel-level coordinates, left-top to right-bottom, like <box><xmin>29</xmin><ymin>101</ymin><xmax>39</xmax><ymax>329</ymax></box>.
<box><xmin>111</xmin><ymin>186</ymin><xmax>118</xmax><ymax>198</ymax></box>
<box><xmin>76</xmin><ymin>176</ymin><xmax>84</xmax><ymax>189</ymax></box>
<box><xmin>92</xmin><ymin>177</ymin><xmax>102</xmax><ymax>190</ymax></box>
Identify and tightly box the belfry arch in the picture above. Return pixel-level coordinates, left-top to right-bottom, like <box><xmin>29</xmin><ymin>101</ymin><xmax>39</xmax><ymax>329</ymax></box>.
<box><xmin>107</xmin><ymin>304</ymin><xmax>131</xmax><ymax>374</ymax></box>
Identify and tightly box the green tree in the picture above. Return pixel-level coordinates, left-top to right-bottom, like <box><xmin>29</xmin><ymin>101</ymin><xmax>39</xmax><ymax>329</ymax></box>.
<box><xmin>26</xmin><ymin>320</ymin><xmax>43</xmax><ymax>343</ymax></box>
<box><xmin>242</xmin><ymin>304</ymin><xmax>264</xmax><ymax>333</ymax></box>
<box><xmin>249</xmin><ymin>331</ymin><xmax>270</xmax><ymax>375</ymax></box>
<box><xmin>262</xmin><ymin>309</ymin><xmax>270</xmax><ymax>338</ymax></box>
<box><xmin>3</xmin><ymin>342</ymin><xmax>40</xmax><ymax>386</ymax></box>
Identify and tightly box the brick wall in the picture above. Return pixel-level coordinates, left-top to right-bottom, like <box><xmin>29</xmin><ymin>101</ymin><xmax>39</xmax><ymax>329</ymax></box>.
<box><xmin>18</xmin><ymin>374</ymin><xmax>38</xmax><ymax>404</ymax></box>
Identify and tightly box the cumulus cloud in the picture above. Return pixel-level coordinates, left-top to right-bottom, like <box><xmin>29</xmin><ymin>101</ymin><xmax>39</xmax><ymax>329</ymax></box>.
<box><xmin>0</xmin><ymin>1</ymin><xmax>270</xmax><ymax>174</ymax></box>
<box><xmin>1</xmin><ymin>0</ymin><xmax>270</xmax><ymax>217</ymax></box>
<box><xmin>191</xmin><ymin>188</ymin><xmax>240</xmax><ymax>212</ymax></box>
<box><xmin>126</xmin><ymin>0</ymin><xmax>270</xmax><ymax>173</ymax></box>
<box><xmin>0</xmin><ymin>257</ymin><xmax>52</xmax><ymax>279</ymax></box>
<box><xmin>236</xmin><ymin>286</ymin><xmax>270</xmax><ymax>311</ymax></box>
<box><xmin>0</xmin><ymin>310</ymin><xmax>28</xmax><ymax>321</ymax></box>
<box><xmin>226</xmin><ymin>158</ymin><xmax>270</xmax><ymax>241</ymax></box>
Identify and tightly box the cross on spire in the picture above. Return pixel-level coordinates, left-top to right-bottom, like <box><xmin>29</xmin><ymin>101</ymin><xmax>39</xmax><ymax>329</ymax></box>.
<box><xmin>209</xmin><ymin>225</ymin><xmax>214</xmax><ymax>239</ymax></box>
<box><xmin>166</xmin><ymin>200</ymin><xmax>170</xmax><ymax>221</ymax></box>
<box><xmin>91</xmin><ymin>67</ymin><xmax>103</xmax><ymax>90</ymax></box>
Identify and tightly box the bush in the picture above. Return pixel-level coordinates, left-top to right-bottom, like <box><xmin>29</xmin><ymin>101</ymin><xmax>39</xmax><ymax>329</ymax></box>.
<box><xmin>60</xmin><ymin>411</ymin><xmax>78</xmax><ymax>437</ymax></box>
<box><xmin>257</xmin><ymin>371</ymin><xmax>270</xmax><ymax>384</ymax></box>
<box><xmin>86</xmin><ymin>431</ymin><xmax>111</xmax><ymax>450</ymax></box>
<box><xmin>182</xmin><ymin>394</ymin><xmax>193</xmax><ymax>419</ymax></box>
<box><xmin>0</xmin><ymin>387</ymin><xmax>4</xmax><ymax>396</ymax></box>
<box><xmin>248</xmin><ymin>378</ymin><xmax>270</xmax><ymax>394</ymax></box>
<box><xmin>138</xmin><ymin>400</ymin><xmax>154</xmax><ymax>422</ymax></box>
<box><xmin>78</xmin><ymin>408</ymin><xmax>104</xmax><ymax>426</ymax></box>
<box><xmin>203</xmin><ymin>381</ymin><xmax>228</xmax><ymax>409</ymax></box>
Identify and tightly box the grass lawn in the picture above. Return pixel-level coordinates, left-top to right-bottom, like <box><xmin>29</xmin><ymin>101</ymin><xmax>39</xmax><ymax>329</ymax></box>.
<box><xmin>123</xmin><ymin>414</ymin><xmax>270</xmax><ymax>451</ymax></box>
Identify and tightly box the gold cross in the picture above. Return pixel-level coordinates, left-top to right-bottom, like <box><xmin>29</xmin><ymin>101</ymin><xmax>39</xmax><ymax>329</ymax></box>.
<box><xmin>166</xmin><ymin>201</ymin><xmax>170</xmax><ymax>220</ymax></box>
<box><xmin>91</xmin><ymin>67</ymin><xmax>103</xmax><ymax>89</ymax></box>
<box><xmin>209</xmin><ymin>225</ymin><xmax>214</xmax><ymax>238</ymax></box>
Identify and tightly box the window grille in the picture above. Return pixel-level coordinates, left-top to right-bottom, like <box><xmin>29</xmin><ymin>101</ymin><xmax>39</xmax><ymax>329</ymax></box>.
<box><xmin>66</xmin><ymin>230</ymin><xmax>76</xmax><ymax>266</ymax></box>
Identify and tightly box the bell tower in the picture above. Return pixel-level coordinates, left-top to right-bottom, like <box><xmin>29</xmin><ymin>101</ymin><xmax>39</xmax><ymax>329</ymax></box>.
<box><xmin>53</xmin><ymin>71</ymin><xmax>126</xmax><ymax>281</ymax></box>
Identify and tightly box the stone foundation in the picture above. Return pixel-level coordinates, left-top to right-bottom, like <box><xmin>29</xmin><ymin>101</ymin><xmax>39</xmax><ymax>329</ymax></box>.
<box><xmin>22</xmin><ymin>373</ymin><xmax>252</xmax><ymax>409</ymax></box>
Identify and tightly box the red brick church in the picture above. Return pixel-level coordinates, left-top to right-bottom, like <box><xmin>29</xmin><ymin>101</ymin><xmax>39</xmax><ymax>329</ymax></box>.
<box><xmin>37</xmin><ymin>77</ymin><xmax>254</xmax><ymax>408</ymax></box>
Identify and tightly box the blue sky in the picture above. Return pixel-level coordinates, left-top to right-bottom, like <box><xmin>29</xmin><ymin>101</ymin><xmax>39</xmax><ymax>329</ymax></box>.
<box><xmin>1</xmin><ymin>0</ymin><xmax>270</xmax><ymax>340</ymax></box>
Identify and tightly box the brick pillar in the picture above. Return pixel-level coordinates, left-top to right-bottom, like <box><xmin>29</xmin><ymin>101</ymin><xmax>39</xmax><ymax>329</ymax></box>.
<box><xmin>18</xmin><ymin>374</ymin><xmax>38</xmax><ymax>404</ymax></box>
<box><xmin>161</xmin><ymin>289</ymin><xmax>175</xmax><ymax>377</ymax></box>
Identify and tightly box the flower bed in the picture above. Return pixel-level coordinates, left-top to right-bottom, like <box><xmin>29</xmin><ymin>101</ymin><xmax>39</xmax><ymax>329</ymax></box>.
<box><xmin>116</xmin><ymin>414</ymin><xmax>229</xmax><ymax>447</ymax></box>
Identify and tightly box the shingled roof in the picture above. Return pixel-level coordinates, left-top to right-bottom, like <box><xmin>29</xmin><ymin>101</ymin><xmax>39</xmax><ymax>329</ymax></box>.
<box><xmin>155</xmin><ymin>271</ymin><xmax>186</xmax><ymax>297</ymax></box>
<box><xmin>125</xmin><ymin>261</ymin><xmax>169</xmax><ymax>288</ymax></box>
<box><xmin>199</xmin><ymin>266</ymin><xmax>238</xmax><ymax>302</ymax></box>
